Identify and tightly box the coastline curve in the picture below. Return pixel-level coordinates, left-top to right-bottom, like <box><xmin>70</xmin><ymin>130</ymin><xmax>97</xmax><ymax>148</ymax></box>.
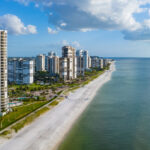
<box><xmin>0</xmin><ymin>62</ymin><xmax>116</xmax><ymax>150</ymax></box>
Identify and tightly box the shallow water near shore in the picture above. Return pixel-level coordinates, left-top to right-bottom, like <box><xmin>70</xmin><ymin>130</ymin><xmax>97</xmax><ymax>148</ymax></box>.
<box><xmin>58</xmin><ymin>58</ymin><xmax>150</xmax><ymax>150</ymax></box>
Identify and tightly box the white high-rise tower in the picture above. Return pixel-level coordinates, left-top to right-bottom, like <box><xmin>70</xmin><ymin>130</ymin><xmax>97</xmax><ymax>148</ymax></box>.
<box><xmin>0</xmin><ymin>30</ymin><xmax>8</xmax><ymax>114</ymax></box>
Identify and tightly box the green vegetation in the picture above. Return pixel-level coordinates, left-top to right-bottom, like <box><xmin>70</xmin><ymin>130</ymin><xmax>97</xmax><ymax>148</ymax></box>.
<box><xmin>0</xmin><ymin>88</ymin><xmax>65</xmax><ymax>134</ymax></box>
<box><xmin>9</xmin><ymin>84</ymin><xmax>51</xmax><ymax>98</ymax></box>
<box><xmin>0</xmin><ymin>130</ymin><xmax>11</xmax><ymax>136</ymax></box>
<box><xmin>49</xmin><ymin>101</ymin><xmax>59</xmax><ymax>106</ymax></box>
<box><xmin>11</xmin><ymin>107</ymin><xmax>50</xmax><ymax>133</ymax></box>
<box><xmin>0</xmin><ymin>101</ymin><xmax>48</xmax><ymax>131</ymax></box>
<box><xmin>68</xmin><ymin>86</ymin><xmax>80</xmax><ymax>92</ymax></box>
<box><xmin>34</xmin><ymin>71</ymin><xmax>60</xmax><ymax>83</ymax></box>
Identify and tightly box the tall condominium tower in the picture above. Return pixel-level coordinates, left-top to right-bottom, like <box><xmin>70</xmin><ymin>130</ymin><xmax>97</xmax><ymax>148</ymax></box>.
<box><xmin>0</xmin><ymin>30</ymin><xmax>8</xmax><ymax>114</ymax></box>
<box><xmin>47</xmin><ymin>52</ymin><xmax>59</xmax><ymax>76</ymax></box>
<box><xmin>48</xmin><ymin>51</ymin><xmax>56</xmax><ymax>57</ymax></box>
<box><xmin>8</xmin><ymin>58</ymin><xmax>34</xmax><ymax>84</ymax></box>
<box><xmin>76</xmin><ymin>50</ymin><xmax>84</xmax><ymax>76</ymax></box>
<box><xmin>76</xmin><ymin>50</ymin><xmax>89</xmax><ymax>76</ymax></box>
<box><xmin>36</xmin><ymin>54</ymin><xmax>45</xmax><ymax>72</ymax></box>
<box><xmin>60</xmin><ymin>46</ymin><xmax>77</xmax><ymax>80</ymax></box>
<box><xmin>88</xmin><ymin>56</ymin><xmax>91</xmax><ymax>68</ymax></box>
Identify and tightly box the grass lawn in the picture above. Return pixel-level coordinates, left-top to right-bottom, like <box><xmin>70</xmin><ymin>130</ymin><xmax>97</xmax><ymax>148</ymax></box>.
<box><xmin>11</xmin><ymin>106</ymin><xmax>50</xmax><ymax>133</ymax></box>
<box><xmin>0</xmin><ymin>101</ymin><xmax>48</xmax><ymax>131</ymax></box>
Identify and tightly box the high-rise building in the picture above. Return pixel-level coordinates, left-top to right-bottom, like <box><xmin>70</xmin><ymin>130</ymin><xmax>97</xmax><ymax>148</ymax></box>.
<box><xmin>90</xmin><ymin>56</ymin><xmax>110</xmax><ymax>69</ymax></box>
<box><xmin>88</xmin><ymin>56</ymin><xmax>91</xmax><ymax>68</ymax></box>
<box><xmin>47</xmin><ymin>52</ymin><xmax>59</xmax><ymax>76</ymax></box>
<box><xmin>0</xmin><ymin>30</ymin><xmax>8</xmax><ymax>113</ymax></box>
<box><xmin>59</xmin><ymin>57</ymin><xmax>68</xmax><ymax>80</ymax></box>
<box><xmin>76</xmin><ymin>56</ymin><xmax>84</xmax><ymax>76</ymax></box>
<box><xmin>103</xmin><ymin>59</ymin><xmax>109</xmax><ymax>68</ymax></box>
<box><xmin>8</xmin><ymin>58</ymin><xmax>34</xmax><ymax>84</ymax></box>
<box><xmin>36</xmin><ymin>54</ymin><xmax>45</xmax><ymax>72</ymax></box>
<box><xmin>23</xmin><ymin>60</ymin><xmax>34</xmax><ymax>84</ymax></box>
<box><xmin>99</xmin><ymin>59</ymin><xmax>104</xmax><ymax>69</ymax></box>
<box><xmin>83</xmin><ymin>50</ymin><xmax>89</xmax><ymax>69</ymax></box>
<box><xmin>45</xmin><ymin>55</ymin><xmax>48</xmax><ymax>71</ymax></box>
<box><xmin>60</xmin><ymin>46</ymin><xmax>77</xmax><ymax>80</ymax></box>
<box><xmin>48</xmin><ymin>51</ymin><xmax>56</xmax><ymax>57</ymax></box>
<box><xmin>76</xmin><ymin>50</ymin><xmax>89</xmax><ymax>75</ymax></box>
<box><xmin>91</xmin><ymin>56</ymin><xmax>102</xmax><ymax>68</ymax></box>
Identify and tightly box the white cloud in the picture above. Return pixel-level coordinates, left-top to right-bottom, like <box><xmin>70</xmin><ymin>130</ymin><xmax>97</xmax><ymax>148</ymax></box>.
<box><xmin>48</xmin><ymin>27</ymin><xmax>58</xmax><ymax>34</ymax></box>
<box><xmin>14</xmin><ymin>0</ymin><xmax>150</xmax><ymax>40</ymax></box>
<box><xmin>62</xmin><ymin>40</ymin><xmax>69</xmax><ymax>45</ymax></box>
<box><xmin>71</xmin><ymin>41</ymin><xmax>80</xmax><ymax>48</ymax></box>
<box><xmin>0</xmin><ymin>14</ymin><xmax>37</xmax><ymax>35</ymax></box>
<box><xmin>27</xmin><ymin>25</ymin><xmax>37</xmax><ymax>34</ymax></box>
<box><xmin>35</xmin><ymin>3</ymin><xmax>39</xmax><ymax>8</ymax></box>
<box><xmin>14</xmin><ymin>0</ymin><xmax>31</xmax><ymax>5</ymax></box>
<box><xmin>60</xmin><ymin>22</ymin><xmax>67</xmax><ymax>27</ymax></box>
<box><xmin>143</xmin><ymin>19</ymin><xmax>150</xmax><ymax>28</ymax></box>
<box><xmin>80</xmin><ymin>28</ymin><xmax>94</xmax><ymax>32</ymax></box>
<box><xmin>61</xmin><ymin>40</ymin><xmax>80</xmax><ymax>48</ymax></box>
<box><xmin>148</xmin><ymin>9</ymin><xmax>150</xmax><ymax>16</ymax></box>
<box><xmin>49</xmin><ymin>12</ymin><xmax>53</xmax><ymax>16</ymax></box>
<box><xmin>123</xmin><ymin>19</ymin><xmax>150</xmax><ymax>40</ymax></box>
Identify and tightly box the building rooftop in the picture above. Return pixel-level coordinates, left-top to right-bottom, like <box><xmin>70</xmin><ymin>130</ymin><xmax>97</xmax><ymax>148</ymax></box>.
<box><xmin>0</xmin><ymin>30</ymin><xmax>7</xmax><ymax>33</ymax></box>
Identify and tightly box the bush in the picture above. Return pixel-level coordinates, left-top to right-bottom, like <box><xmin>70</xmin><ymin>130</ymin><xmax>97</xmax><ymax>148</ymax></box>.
<box><xmin>49</xmin><ymin>101</ymin><xmax>59</xmax><ymax>106</ymax></box>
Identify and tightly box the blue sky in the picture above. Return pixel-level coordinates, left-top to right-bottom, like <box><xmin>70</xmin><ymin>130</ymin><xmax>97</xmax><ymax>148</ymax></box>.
<box><xmin>1</xmin><ymin>0</ymin><xmax>150</xmax><ymax>57</ymax></box>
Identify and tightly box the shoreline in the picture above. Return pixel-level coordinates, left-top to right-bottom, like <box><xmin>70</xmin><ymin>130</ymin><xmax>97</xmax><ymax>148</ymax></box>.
<box><xmin>0</xmin><ymin>62</ymin><xmax>116</xmax><ymax>150</ymax></box>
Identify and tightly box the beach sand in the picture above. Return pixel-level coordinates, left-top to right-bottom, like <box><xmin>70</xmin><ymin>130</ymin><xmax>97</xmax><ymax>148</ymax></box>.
<box><xmin>0</xmin><ymin>62</ymin><xmax>115</xmax><ymax>150</ymax></box>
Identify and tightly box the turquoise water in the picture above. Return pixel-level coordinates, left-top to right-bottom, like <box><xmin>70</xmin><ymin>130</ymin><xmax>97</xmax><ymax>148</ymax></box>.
<box><xmin>58</xmin><ymin>59</ymin><xmax>150</xmax><ymax>150</ymax></box>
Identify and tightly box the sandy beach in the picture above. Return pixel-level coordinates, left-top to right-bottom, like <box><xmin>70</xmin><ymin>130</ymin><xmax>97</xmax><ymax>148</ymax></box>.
<box><xmin>0</xmin><ymin>62</ymin><xmax>115</xmax><ymax>150</ymax></box>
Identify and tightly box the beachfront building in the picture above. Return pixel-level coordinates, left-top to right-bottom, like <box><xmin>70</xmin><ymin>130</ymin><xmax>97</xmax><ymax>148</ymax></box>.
<box><xmin>76</xmin><ymin>55</ymin><xmax>84</xmax><ymax>76</ymax></box>
<box><xmin>103</xmin><ymin>59</ymin><xmax>109</xmax><ymax>68</ymax></box>
<box><xmin>0</xmin><ymin>30</ymin><xmax>9</xmax><ymax>113</ymax></box>
<box><xmin>91</xmin><ymin>56</ymin><xmax>104</xmax><ymax>69</ymax></box>
<box><xmin>59</xmin><ymin>57</ymin><xmax>68</xmax><ymax>80</ymax></box>
<box><xmin>76</xmin><ymin>50</ymin><xmax>89</xmax><ymax>76</ymax></box>
<box><xmin>100</xmin><ymin>59</ymin><xmax>104</xmax><ymax>69</ymax></box>
<box><xmin>76</xmin><ymin>50</ymin><xmax>89</xmax><ymax>69</ymax></box>
<box><xmin>36</xmin><ymin>54</ymin><xmax>45</xmax><ymax>72</ymax></box>
<box><xmin>8</xmin><ymin>58</ymin><xmax>34</xmax><ymax>84</ymax></box>
<box><xmin>48</xmin><ymin>51</ymin><xmax>56</xmax><ymax>57</ymax></box>
<box><xmin>59</xmin><ymin>46</ymin><xmax>77</xmax><ymax>81</ymax></box>
<box><xmin>88</xmin><ymin>56</ymin><xmax>91</xmax><ymax>68</ymax></box>
<box><xmin>47</xmin><ymin>52</ymin><xmax>59</xmax><ymax>76</ymax></box>
<box><xmin>91</xmin><ymin>56</ymin><xmax>100</xmax><ymax>68</ymax></box>
<box><xmin>45</xmin><ymin>55</ymin><xmax>49</xmax><ymax>71</ymax></box>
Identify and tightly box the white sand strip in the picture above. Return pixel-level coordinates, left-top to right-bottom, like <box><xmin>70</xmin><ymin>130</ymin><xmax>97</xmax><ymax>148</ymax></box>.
<box><xmin>0</xmin><ymin>62</ymin><xmax>115</xmax><ymax>150</ymax></box>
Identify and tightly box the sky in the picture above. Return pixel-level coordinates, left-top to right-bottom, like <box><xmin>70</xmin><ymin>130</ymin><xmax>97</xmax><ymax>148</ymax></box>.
<box><xmin>1</xmin><ymin>0</ymin><xmax>150</xmax><ymax>57</ymax></box>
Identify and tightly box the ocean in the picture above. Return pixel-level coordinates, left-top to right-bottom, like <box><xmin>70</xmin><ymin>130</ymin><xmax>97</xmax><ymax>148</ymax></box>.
<box><xmin>58</xmin><ymin>58</ymin><xmax>150</xmax><ymax>150</ymax></box>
